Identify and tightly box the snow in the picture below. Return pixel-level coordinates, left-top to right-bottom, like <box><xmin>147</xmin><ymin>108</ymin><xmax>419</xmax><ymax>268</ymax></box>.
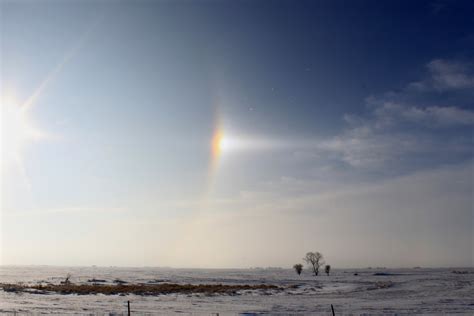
<box><xmin>1</xmin><ymin>266</ymin><xmax>473</xmax><ymax>315</ymax></box>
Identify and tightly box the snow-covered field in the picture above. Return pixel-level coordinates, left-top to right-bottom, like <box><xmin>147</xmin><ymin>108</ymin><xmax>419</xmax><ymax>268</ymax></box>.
<box><xmin>0</xmin><ymin>266</ymin><xmax>473</xmax><ymax>315</ymax></box>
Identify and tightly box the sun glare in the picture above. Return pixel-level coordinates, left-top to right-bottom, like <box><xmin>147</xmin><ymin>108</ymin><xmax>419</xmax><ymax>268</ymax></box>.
<box><xmin>1</xmin><ymin>101</ymin><xmax>43</xmax><ymax>166</ymax></box>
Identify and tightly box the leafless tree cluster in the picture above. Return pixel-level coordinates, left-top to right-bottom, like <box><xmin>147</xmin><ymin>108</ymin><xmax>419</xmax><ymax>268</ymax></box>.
<box><xmin>293</xmin><ymin>251</ymin><xmax>331</xmax><ymax>277</ymax></box>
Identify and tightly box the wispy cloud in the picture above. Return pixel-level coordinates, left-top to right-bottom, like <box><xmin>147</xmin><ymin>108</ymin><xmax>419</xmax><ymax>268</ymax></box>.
<box><xmin>430</xmin><ymin>1</ymin><xmax>447</xmax><ymax>15</ymax></box>
<box><xmin>409</xmin><ymin>59</ymin><xmax>474</xmax><ymax>92</ymax></box>
<box><xmin>367</xmin><ymin>99</ymin><xmax>474</xmax><ymax>128</ymax></box>
<box><xmin>166</xmin><ymin>162</ymin><xmax>473</xmax><ymax>268</ymax></box>
<box><xmin>311</xmin><ymin>58</ymin><xmax>474</xmax><ymax>171</ymax></box>
<box><xmin>4</xmin><ymin>206</ymin><xmax>125</xmax><ymax>217</ymax></box>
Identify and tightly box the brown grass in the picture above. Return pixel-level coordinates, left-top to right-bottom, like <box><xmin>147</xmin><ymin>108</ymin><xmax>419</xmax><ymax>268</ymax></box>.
<box><xmin>0</xmin><ymin>282</ymin><xmax>280</xmax><ymax>296</ymax></box>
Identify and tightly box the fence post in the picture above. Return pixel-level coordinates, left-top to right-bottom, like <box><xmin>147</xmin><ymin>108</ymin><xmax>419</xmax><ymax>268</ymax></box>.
<box><xmin>331</xmin><ymin>304</ymin><xmax>335</xmax><ymax>316</ymax></box>
<box><xmin>127</xmin><ymin>300</ymin><xmax>131</xmax><ymax>316</ymax></box>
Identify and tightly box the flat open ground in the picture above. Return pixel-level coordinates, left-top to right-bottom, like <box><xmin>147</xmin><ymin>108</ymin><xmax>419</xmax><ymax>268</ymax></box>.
<box><xmin>0</xmin><ymin>266</ymin><xmax>473</xmax><ymax>315</ymax></box>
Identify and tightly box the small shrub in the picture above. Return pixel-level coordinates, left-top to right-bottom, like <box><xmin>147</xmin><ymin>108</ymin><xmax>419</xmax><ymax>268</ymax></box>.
<box><xmin>293</xmin><ymin>264</ymin><xmax>303</xmax><ymax>275</ymax></box>
<box><xmin>325</xmin><ymin>265</ymin><xmax>331</xmax><ymax>276</ymax></box>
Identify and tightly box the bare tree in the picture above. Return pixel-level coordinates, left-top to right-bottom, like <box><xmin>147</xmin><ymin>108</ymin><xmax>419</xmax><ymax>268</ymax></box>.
<box><xmin>293</xmin><ymin>264</ymin><xmax>303</xmax><ymax>275</ymax></box>
<box><xmin>303</xmin><ymin>252</ymin><xmax>324</xmax><ymax>276</ymax></box>
<box><xmin>325</xmin><ymin>264</ymin><xmax>331</xmax><ymax>276</ymax></box>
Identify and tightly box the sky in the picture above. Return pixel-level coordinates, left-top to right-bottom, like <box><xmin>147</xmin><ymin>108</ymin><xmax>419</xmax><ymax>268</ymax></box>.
<box><xmin>0</xmin><ymin>0</ymin><xmax>473</xmax><ymax>268</ymax></box>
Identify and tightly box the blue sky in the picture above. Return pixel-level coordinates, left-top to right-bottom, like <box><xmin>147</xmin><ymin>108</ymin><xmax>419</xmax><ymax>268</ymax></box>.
<box><xmin>1</xmin><ymin>0</ymin><xmax>473</xmax><ymax>267</ymax></box>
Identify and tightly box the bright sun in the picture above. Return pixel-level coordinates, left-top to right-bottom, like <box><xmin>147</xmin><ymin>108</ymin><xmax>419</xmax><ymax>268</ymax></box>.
<box><xmin>1</xmin><ymin>101</ymin><xmax>43</xmax><ymax>167</ymax></box>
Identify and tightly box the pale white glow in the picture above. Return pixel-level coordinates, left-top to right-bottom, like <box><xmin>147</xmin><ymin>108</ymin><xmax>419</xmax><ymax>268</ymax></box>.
<box><xmin>1</xmin><ymin>100</ymin><xmax>44</xmax><ymax>168</ymax></box>
<box><xmin>219</xmin><ymin>136</ymin><xmax>235</xmax><ymax>151</ymax></box>
<box><xmin>218</xmin><ymin>133</ymin><xmax>285</xmax><ymax>155</ymax></box>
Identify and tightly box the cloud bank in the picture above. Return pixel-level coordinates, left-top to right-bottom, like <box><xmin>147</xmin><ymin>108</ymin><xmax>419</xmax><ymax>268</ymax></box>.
<box><xmin>313</xmin><ymin>58</ymin><xmax>473</xmax><ymax>174</ymax></box>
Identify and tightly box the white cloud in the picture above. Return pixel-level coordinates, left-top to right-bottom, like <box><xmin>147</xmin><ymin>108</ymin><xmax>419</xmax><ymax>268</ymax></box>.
<box><xmin>315</xmin><ymin>104</ymin><xmax>473</xmax><ymax>169</ymax></box>
<box><xmin>318</xmin><ymin>129</ymin><xmax>424</xmax><ymax>168</ymax></box>
<box><xmin>315</xmin><ymin>58</ymin><xmax>474</xmax><ymax>169</ymax></box>
<box><xmin>368</xmin><ymin>100</ymin><xmax>474</xmax><ymax>128</ymax></box>
<box><xmin>410</xmin><ymin>59</ymin><xmax>474</xmax><ymax>91</ymax></box>
<box><xmin>402</xmin><ymin>106</ymin><xmax>474</xmax><ymax>126</ymax></box>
